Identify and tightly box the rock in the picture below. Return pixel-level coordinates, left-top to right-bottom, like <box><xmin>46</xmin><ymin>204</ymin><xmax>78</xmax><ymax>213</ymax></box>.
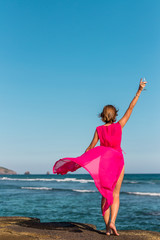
<box><xmin>0</xmin><ymin>217</ymin><xmax>159</xmax><ymax>240</ymax></box>
<box><xmin>24</xmin><ymin>171</ymin><xmax>30</xmax><ymax>175</ymax></box>
<box><xmin>0</xmin><ymin>166</ymin><xmax>17</xmax><ymax>175</ymax></box>
<box><xmin>46</xmin><ymin>171</ymin><xmax>50</xmax><ymax>175</ymax></box>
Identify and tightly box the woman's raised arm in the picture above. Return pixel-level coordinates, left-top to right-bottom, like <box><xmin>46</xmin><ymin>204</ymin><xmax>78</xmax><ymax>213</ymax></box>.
<box><xmin>118</xmin><ymin>78</ymin><xmax>147</xmax><ymax>129</ymax></box>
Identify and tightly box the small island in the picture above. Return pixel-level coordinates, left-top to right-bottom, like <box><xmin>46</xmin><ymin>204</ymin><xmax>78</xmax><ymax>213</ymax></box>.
<box><xmin>24</xmin><ymin>171</ymin><xmax>30</xmax><ymax>175</ymax></box>
<box><xmin>0</xmin><ymin>166</ymin><xmax>17</xmax><ymax>175</ymax></box>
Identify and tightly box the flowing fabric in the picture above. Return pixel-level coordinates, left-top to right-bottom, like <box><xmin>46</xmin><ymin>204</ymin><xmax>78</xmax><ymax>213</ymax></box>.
<box><xmin>53</xmin><ymin>122</ymin><xmax>125</xmax><ymax>216</ymax></box>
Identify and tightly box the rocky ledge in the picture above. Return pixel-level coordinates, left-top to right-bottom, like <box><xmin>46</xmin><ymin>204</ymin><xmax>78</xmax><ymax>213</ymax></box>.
<box><xmin>0</xmin><ymin>217</ymin><xmax>159</xmax><ymax>240</ymax></box>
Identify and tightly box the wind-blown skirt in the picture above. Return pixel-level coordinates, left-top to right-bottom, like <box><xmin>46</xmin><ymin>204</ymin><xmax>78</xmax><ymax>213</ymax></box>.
<box><xmin>53</xmin><ymin>146</ymin><xmax>124</xmax><ymax>216</ymax></box>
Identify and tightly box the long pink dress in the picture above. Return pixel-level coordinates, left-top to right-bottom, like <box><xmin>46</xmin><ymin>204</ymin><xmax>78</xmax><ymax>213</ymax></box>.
<box><xmin>53</xmin><ymin>122</ymin><xmax>125</xmax><ymax>216</ymax></box>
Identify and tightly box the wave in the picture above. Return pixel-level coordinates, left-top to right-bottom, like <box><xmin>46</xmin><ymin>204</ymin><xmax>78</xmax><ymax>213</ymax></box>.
<box><xmin>124</xmin><ymin>192</ymin><xmax>160</xmax><ymax>197</ymax></box>
<box><xmin>0</xmin><ymin>177</ymin><xmax>94</xmax><ymax>183</ymax></box>
<box><xmin>21</xmin><ymin>187</ymin><xmax>52</xmax><ymax>190</ymax></box>
<box><xmin>21</xmin><ymin>187</ymin><xmax>97</xmax><ymax>193</ymax></box>
<box><xmin>72</xmin><ymin>189</ymin><xmax>96</xmax><ymax>192</ymax></box>
<box><xmin>123</xmin><ymin>180</ymin><xmax>139</xmax><ymax>184</ymax></box>
<box><xmin>148</xmin><ymin>212</ymin><xmax>160</xmax><ymax>216</ymax></box>
<box><xmin>123</xmin><ymin>180</ymin><xmax>160</xmax><ymax>185</ymax></box>
<box><xmin>1</xmin><ymin>177</ymin><xmax>160</xmax><ymax>185</ymax></box>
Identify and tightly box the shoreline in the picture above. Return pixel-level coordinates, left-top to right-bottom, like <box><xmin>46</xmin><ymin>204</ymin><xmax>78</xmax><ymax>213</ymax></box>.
<box><xmin>0</xmin><ymin>216</ymin><xmax>160</xmax><ymax>240</ymax></box>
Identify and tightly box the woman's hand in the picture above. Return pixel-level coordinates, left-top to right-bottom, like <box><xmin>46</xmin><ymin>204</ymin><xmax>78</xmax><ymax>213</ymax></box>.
<box><xmin>138</xmin><ymin>78</ymin><xmax>147</xmax><ymax>91</ymax></box>
<box><xmin>118</xmin><ymin>78</ymin><xmax>148</xmax><ymax>129</ymax></box>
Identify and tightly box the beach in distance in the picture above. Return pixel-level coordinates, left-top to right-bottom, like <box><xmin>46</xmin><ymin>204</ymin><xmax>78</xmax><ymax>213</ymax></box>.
<box><xmin>0</xmin><ymin>173</ymin><xmax>160</xmax><ymax>232</ymax></box>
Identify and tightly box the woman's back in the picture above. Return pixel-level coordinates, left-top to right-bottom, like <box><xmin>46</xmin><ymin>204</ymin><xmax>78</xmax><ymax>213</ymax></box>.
<box><xmin>96</xmin><ymin>122</ymin><xmax>122</xmax><ymax>152</ymax></box>
<box><xmin>53</xmin><ymin>79</ymin><xmax>147</xmax><ymax>235</ymax></box>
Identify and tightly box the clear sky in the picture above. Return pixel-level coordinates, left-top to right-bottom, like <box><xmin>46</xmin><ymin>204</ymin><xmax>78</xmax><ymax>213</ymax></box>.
<box><xmin>0</xmin><ymin>0</ymin><xmax>159</xmax><ymax>174</ymax></box>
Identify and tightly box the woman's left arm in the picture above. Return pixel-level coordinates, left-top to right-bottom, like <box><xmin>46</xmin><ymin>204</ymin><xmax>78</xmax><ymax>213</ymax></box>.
<box><xmin>85</xmin><ymin>130</ymin><xmax>99</xmax><ymax>152</ymax></box>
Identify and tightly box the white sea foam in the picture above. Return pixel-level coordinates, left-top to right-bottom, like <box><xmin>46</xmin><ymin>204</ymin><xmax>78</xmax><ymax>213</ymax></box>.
<box><xmin>0</xmin><ymin>177</ymin><xmax>94</xmax><ymax>183</ymax></box>
<box><xmin>72</xmin><ymin>189</ymin><xmax>96</xmax><ymax>193</ymax></box>
<box><xmin>51</xmin><ymin>178</ymin><xmax>94</xmax><ymax>183</ymax></box>
<box><xmin>149</xmin><ymin>212</ymin><xmax>160</xmax><ymax>216</ymax></box>
<box><xmin>127</xmin><ymin>192</ymin><xmax>160</xmax><ymax>197</ymax></box>
<box><xmin>21</xmin><ymin>187</ymin><xmax>96</xmax><ymax>192</ymax></box>
<box><xmin>123</xmin><ymin>180</ymin><xmax>158</xmax><ymax>185</ymax></box>
<box><xmin>21</xmin><ymin>187</ymin><xmax>52</xmax><ymax>190</ymax></box>
<box><xmin>123</xmin><ymin>180</ymin><xmax>138</xmax><ymax>184</ymax></box>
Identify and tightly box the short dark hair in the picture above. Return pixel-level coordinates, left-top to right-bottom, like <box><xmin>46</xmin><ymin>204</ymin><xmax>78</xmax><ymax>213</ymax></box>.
<box><xmin>98</xmin><ymin>105</ymin><xmax>119</xmax><ymax>123</ymax></box>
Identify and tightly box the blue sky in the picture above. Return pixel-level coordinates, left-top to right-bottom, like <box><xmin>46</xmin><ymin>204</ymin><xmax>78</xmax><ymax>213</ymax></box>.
<box><xmin>0</xmin><ymin>0</ymin><xmax>159</xmax><ymax>174</ymax></box>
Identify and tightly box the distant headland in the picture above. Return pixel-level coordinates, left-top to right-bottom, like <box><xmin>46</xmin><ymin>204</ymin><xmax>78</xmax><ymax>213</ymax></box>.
<box><xmin>0</xmin><ymin>167</ymin><xmax>17</xmax><ymax>175</ymax></box>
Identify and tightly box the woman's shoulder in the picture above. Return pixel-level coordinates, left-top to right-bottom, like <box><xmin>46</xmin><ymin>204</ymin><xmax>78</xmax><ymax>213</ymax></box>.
<box><xmin>96</xmin><ymin>124</ymin><xmax>104</xmax><ymax>129</ymax></box>
<box><xmin>116</xmin><ymin>121</ymin><xmax>122</xmax><ymax>129</ymax></box>
<box><xmin>96</xmin><ymin>125</ymin><xmax>103</xmax><ymax>133</ymax></box>
<box><xmin>96</xmin><ymin>125</ymin><xmax>101</xmax><ymax>131</ymax></box>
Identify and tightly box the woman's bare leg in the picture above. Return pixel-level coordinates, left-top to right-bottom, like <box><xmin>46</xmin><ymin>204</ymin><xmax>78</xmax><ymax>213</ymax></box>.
<box><xmin>101</xmin><ymin>196</ymin><xmax>111</xmax><ymax>235</ymax></box>
<box><xmin>110</xmin><ymin>166</ymin><xmax>125</xmax><ymax>236</ymax></box>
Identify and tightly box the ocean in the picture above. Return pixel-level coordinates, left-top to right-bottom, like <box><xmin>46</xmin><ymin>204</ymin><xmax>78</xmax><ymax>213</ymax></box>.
<box><xmin>0</xmin><ymin>174</ymin><xmax>160</xmax><ymax>232</ymax></box>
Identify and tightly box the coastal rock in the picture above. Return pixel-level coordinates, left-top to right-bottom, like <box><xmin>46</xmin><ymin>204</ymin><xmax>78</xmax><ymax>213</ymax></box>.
<box><xmin>24</xmin><ymin>171</ymin><xmax>30</xmax><ymax>175</ymax></box>
<box><xmin>0</xmin><ymin>166</ymin><xmax>17</xmax><ymax>175</ymax></box>
<box><xmin>0</xmin><ymin>217</ymin><xmax>159</xmax><ymax>240</ymax></box>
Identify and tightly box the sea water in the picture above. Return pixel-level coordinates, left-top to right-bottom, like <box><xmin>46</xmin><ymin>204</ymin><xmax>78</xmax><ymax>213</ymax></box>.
<box><xmin>0</xmin><ymin>174</ymin><xmax>160</xmax><ymax>231</ymax></box>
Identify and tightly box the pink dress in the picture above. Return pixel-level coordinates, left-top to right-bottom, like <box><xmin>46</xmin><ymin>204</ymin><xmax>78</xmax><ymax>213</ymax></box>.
<box><xmin>53</xmin><ymin>122</ymin><xmax>125</xmax><ymax>216</ymax></box>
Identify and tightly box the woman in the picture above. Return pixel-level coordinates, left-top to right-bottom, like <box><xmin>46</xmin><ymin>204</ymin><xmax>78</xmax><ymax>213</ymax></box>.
<box><xmin>53</xmin><ymin>78</ymin><xmax>147</xmax><ymax>236</ymax></box>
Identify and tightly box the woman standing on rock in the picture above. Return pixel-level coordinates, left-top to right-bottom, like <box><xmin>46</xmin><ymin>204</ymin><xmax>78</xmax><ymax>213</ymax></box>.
<box><xmin>53</xmin><ymin>78</ymin><xmax>147</xmax><ymax>236</ymax></box>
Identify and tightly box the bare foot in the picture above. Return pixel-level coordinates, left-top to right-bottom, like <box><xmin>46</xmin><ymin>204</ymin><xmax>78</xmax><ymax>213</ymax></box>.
<box><xmin>109</xmin><ymin>222</ymin><xmax>119</xmax><ymax>236</ymax></box>
<box><xmin>106</xmin><ymin>224</ymin><xmax>111</xmax><ymax>235</ymax></box>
